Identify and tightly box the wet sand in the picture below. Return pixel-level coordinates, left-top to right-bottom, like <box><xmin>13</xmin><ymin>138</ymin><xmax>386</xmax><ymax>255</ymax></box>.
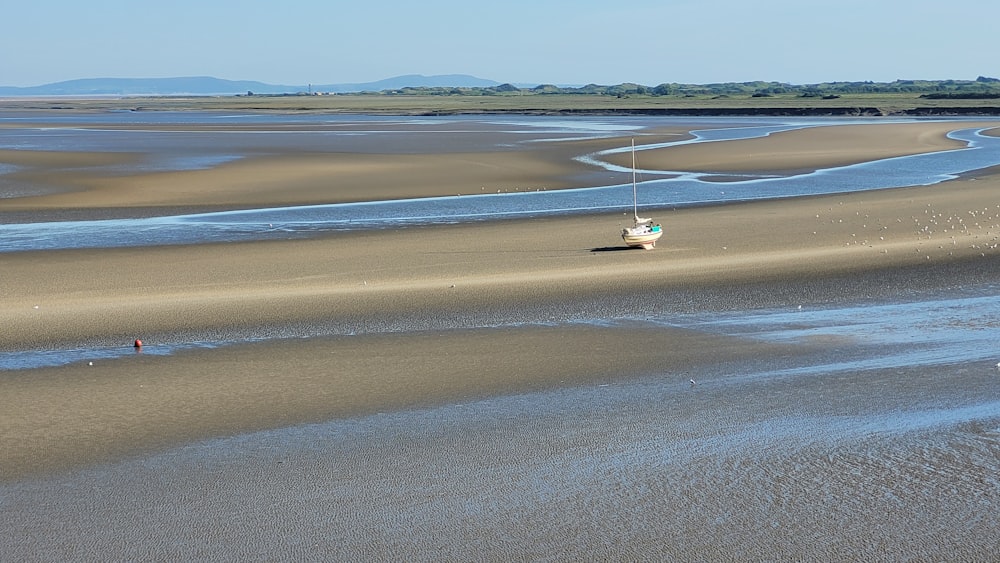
<box><xmin>612</xmin><ymin>120</ymin><xmax>978</xmax><ymax>173</ymax></box>
<box><xmin>2</xmin><ymin>117</ymin><xmax>1000</xmax><ymax>559</ymax></box>
<box><xmin>1</xmin><ymin>120</ymin><xmax>991</xmax><ymax>211</ymax></box>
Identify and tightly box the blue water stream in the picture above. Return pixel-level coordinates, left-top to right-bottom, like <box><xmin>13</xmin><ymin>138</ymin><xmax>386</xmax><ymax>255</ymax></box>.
<box><xmin>3</xmin><ymin>116</ymin><xmax>1000</xmax><ymax>371</ymax></box>
<box><xmin>2</xmin><ymin>119</ymin><xmax>999</xmax><ymax>253</ymax></box>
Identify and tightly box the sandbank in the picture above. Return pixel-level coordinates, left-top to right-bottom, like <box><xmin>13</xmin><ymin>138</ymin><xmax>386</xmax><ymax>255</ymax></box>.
<box><xmin>4</xmin><ymin>168</ymin><xmax>1000</xmax><ymax>479</ymax></box>
<box><xmin>2</xmin><ymin>120</ymin><xmax>996</xmax><ymax>212</ymax></box>
<box><xmin>2</xmin><ymin>119</ymin><xmax>999</xmax><ymax>473</ymax></box>
<box><xmin>613</xmin><ymin>121</ymin><xmax>990</xmax><ymax>173</ymax></box>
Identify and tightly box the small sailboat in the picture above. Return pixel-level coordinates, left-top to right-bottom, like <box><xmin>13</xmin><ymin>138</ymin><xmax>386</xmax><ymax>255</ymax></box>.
<box><xmin>621</xmin><ymin>139</ymin><xmax>662</xmax><ymax>250</ymax></box>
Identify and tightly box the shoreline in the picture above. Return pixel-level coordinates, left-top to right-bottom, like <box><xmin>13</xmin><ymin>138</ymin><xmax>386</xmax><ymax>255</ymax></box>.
<box><xmin>4</xmin><ymin>91</ymin><xmax>1000</xmax><ymax>116</ymax></box>
<box><xmin>2</xmin><ymin>119</ymin><xmax>997</xmax><ymax>214</ymax></box>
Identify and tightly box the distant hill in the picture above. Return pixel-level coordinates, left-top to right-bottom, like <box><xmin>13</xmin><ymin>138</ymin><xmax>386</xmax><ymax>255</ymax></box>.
<box><xmin>0</xmin><ymin>74</ymin><xmax>503</xmax><ymax>96</ymax></box>
<box><xmin>5</xmin><ymin>75</ymin><xmax>999</xmax><ymax>103</ymax></box>
<box><xmin>317</xmin><ymin>74</ymin><xmax>502</xmax><ymax>93</ymax></box>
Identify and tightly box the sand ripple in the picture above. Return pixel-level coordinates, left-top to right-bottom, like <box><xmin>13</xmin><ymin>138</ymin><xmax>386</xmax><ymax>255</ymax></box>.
<box><xmin>3</xmin><ymin>363</ymin><xmax>998</xmax><ymax>560</ymax></box>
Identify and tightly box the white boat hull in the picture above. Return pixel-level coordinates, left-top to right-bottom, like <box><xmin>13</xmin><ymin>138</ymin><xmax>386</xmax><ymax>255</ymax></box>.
<box><xmin>622</xmin><ymin>227</ymin><xmax>662</xmax><ymax>250</ymax></box>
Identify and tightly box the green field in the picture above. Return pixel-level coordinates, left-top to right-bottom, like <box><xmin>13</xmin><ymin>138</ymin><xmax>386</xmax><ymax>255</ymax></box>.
<box><xmin>4</xmin><ymin>91</ymin><xmax>1000</xmax><ymax>115</ymax></box>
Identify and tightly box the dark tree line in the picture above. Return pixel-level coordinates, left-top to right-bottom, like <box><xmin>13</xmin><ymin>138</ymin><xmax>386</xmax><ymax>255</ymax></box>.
<box><xmin>375</xmin><ymin>78</ymin><xmax>1000</xmax><ymax>98</ymax></box>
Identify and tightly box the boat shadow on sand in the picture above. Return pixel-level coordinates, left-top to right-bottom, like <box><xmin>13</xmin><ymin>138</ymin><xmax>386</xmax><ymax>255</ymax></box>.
<box><xmin>590</xmin><ymin>245</ymin><xmax>647</xmax><ymax>252</ymax></box>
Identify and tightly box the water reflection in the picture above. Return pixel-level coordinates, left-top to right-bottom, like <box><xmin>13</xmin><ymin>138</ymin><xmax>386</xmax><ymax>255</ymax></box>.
<box><xmin>678</xmin><ymin>287</ymin><xmax>1000</xmax><ymax>374</ymax></box>
<box><xmin>4</xmin><ymin>286</ymin><xmax>999</xmax><ymax>371</ymax></box>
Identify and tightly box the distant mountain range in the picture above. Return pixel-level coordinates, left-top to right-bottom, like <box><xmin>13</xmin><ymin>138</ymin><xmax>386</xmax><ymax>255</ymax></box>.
<box><xmin>0</xmin><ymin>74</ymin><xmax>507</xmax><ymax>96</ymax></box>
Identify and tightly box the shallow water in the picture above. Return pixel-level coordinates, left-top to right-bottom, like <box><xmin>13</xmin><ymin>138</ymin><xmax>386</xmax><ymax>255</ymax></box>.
<box><xmin>3</xmin><ymin>117</ymin><xmax>1000</xmax><ymax>252</ymax></box>
<box><xmin>4</xmin><ymin>277</ymin><xmax>1000</xmax><ymax>375</ymax></box>
<box><xmin>3</xmin><ymin>341</ymin><xmax>998</xmax><ymax>560</ymax></box>
<box><xmin>681</xmin><ymin>286</ymin><xmax>1000</xmax><ymax>373</ymax></box>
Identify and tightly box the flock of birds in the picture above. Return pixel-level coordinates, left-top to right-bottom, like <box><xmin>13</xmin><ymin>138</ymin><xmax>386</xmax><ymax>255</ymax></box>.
<box><xmin>814</xmin><ymin>201</ymin><xmax>1000</xmax><ymax>260</ymax></box>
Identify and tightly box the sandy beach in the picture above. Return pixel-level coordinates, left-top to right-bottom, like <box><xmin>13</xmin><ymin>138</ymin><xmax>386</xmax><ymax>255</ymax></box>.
<box><xmin>3</xmin><ymin>115</ymin><xmax>1000</xmax><ymax>559</ymax></box>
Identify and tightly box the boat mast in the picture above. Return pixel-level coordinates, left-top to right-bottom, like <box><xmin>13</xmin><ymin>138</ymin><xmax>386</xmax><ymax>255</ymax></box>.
<box><xmin>631</xmin><ymin>138</ymin><xmax>638</xmax><ymax>222</ymax></box>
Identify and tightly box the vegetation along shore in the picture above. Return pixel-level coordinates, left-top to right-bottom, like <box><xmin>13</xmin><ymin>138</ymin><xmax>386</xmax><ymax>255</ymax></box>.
<box><xmin>4</xmin><ymin>77</ymin><xmax>1000</xmax><ymax>115</ymax></box>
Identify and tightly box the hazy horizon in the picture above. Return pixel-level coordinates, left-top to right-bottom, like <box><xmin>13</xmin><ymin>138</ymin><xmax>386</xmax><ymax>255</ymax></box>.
<box><xmin>3</xmin><ymin>0</ymin><xmax>997</xmax><ymax>88</ymax></box>
<box><xmin>7</xmin><ymin>73</ymin><xmax>999</xmax><ymax>91</ymax></box>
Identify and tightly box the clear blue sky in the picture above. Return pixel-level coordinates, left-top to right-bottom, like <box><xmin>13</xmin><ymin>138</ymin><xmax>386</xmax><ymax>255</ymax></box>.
<box><xmin>4</xmin><ymin>0</ymin><xmax>997</xmax><ymax>87</ymax></box>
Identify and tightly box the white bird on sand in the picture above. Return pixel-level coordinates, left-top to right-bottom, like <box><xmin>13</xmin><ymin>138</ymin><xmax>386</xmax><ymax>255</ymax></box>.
<box><xmin>690</xmin><ymin>379</ymin><xmax>697</xmax><ymax>385</ymax></box>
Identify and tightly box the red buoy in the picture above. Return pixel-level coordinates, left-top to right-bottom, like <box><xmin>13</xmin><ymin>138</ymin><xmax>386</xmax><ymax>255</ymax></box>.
<box><xmin>134</xmin><ymin>339</ymin><xmax>143</xmax><ymax>348</ymax></box>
